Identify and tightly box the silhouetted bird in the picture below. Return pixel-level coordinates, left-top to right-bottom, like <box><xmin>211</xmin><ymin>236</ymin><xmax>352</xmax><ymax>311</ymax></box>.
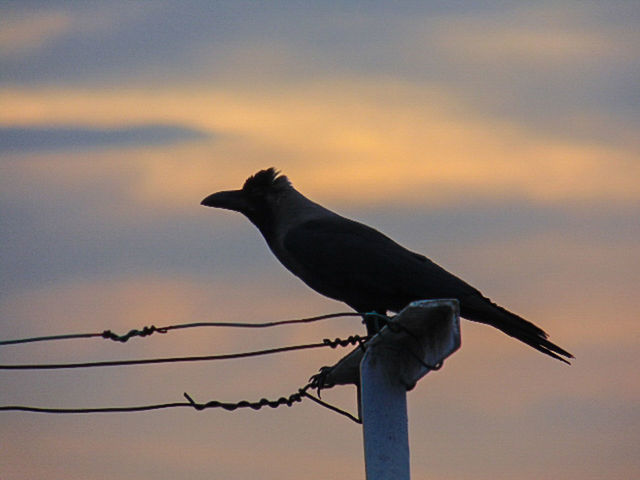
<box><xmin>202</xmin><ymin>168</ymin><xmax>572</xmax><ymax>363</ymax></box>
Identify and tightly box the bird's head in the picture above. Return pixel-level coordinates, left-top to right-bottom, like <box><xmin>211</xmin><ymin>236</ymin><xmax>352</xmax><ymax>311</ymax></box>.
<box><xmin>201</xmin><ymin>167</ymin><xmax>292</xmax><ymax>232</ymax></box>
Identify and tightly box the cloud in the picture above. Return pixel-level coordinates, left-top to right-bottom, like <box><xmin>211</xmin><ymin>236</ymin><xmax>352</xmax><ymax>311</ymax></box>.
<box><xmin>0</xmin><ymin>124</ymin><xmax>211</xmax><ymax>153</ymax></box>
<box><xmin>2</xmin><ymin>268</ymin><xmax>638</xmax><ymax>480</ymax></box>
<box><xmin>429</xmin><ymin>5</ymin><xmax>628</xmax><ymax>67</ymax></box>
<box><xmin>3</xmin><ymin>2</ymin><xmax>637</xmax><ymax>143</ymax></box>
<box><xmin>0</xmin><ymin>10</ymin><xmax>73</xmax><ymax>56</ymax></box>
<box><xmin>1</xmin><ymin>3</ymin><xmax>638</xmax><ymax>480</ymax></box>
<box><xmin>2</xmin><ymin>83</ymin><xmax>637</xmax><ymax>210</ymax></box>
<box><xmin>0</xmin><ymin>4</ymin><xmax>154</xmax><ymax>59</ymax></box>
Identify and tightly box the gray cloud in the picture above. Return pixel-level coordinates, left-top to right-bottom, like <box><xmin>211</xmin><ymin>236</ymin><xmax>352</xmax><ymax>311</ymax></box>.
<box><xmin>2</xmin><ymin>179</ymin><xmax>637</xmax><ymax>298</ymax></box>
<box><xmin>2</xmin><ymin>1</ymin><xmax>637</xmax><ymax>149</ymax></box>
<box><xmin>0</xmin><ymin>125</ymin><xmax>211</xmax><ymax>153</ymax></box>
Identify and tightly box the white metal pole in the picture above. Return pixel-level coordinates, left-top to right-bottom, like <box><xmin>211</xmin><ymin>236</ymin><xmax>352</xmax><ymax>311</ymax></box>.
<box><xmin>361</xmin><ymin>344</ymin><xmax>411</xmax><ymax>479</ymax></box>
<box><xmin>358</xmin><ymin>299</ymin><xmax>461</xmax><ymax>480</ymax></box>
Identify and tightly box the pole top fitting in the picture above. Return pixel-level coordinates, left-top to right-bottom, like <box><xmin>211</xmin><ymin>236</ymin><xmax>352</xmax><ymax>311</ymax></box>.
<box><xmin>319</xmin><ymin>299</ymin><xmax>461</xmax><ymax>390</ymax></box>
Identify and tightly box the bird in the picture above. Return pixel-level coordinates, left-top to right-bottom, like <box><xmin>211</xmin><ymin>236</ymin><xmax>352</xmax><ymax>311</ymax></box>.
<box><xmin>201</xmin><ymin>167</ymin><xmax>572</xmax><ymax>363</ymax></box>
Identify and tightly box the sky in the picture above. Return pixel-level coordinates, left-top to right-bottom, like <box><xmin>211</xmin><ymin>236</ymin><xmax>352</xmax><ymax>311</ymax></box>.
<box><xmin>1</xmin><ymin>1</ymin><xmax>639</xmax><ymax>479</ymax></box>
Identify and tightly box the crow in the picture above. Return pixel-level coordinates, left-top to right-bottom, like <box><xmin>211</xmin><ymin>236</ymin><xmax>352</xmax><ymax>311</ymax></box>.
<box><xmin>202</xmin><ymin>168</ymin><xmax>572</xmax><ymax>363</ymax></box>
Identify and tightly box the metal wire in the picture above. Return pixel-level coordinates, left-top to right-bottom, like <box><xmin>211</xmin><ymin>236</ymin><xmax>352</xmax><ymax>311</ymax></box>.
<box><xmin>0</xmin><ymin>335</ymin><xmax>368</xmax><ymax>370</ymax></box>
<box><xmin>0</xmin><ymin>313</ymin><xmax>371</xmax><ymax>423</ymax></box>
<box><xmin>0</xmin><ymin>382</ymin><xmax>362</xmax><ymax>424</ymax></box>
<box><xmin>0</xmin><ymin>402</ymin><xmax>190</xmax><ymax>414</ymax></box>
<box><xmin>0</xmin><ymin>312</ymin><xmax>364</xmax><ymax>346</ymax></box>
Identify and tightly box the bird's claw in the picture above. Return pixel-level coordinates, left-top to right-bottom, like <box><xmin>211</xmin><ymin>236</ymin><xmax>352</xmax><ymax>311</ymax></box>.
<box><xmin>309</xmin><ymin>366</ymin><xmax>334</xmax><ymax>397</ymax></box>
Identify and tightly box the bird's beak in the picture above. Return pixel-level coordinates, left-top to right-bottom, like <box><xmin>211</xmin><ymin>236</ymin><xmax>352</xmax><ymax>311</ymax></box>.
<box><xmin>201</xmin><ymin>189</ymin><xmax>250</xmax><ymax>213</ymax></box>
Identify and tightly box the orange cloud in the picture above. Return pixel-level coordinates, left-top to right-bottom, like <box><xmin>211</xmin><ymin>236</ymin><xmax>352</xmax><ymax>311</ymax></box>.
<box><xmin>0</xmin><ymin>11</ymin><xmax>72</xmax><ymax>56</ymax></box>
<box><xmin>435</xmin><ymin>25</ymin><xmax>617</xmax><ymax>65</ymax></box>
<box><xmin>1</xmin><ymin>81</ymin><xmax>638</xmax><ymax>213</ymax></box>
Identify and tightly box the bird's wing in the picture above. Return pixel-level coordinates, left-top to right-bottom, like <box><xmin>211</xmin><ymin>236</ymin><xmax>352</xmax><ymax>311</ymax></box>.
<box><xmin>282</xmin><ymin>217</ymin><xmax>573</xmax><ymax>362</ymax></box>
<box><xmin>282</xmin><ymin>217</ymin><xmax>479</xmax><ymax>311</ymax></box>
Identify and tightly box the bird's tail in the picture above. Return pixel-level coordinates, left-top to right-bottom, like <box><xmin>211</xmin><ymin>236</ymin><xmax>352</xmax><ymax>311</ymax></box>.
<box><xmin>461</xmin><ymin>294</ymin><xmax>573</xmax><ymax>364</ymax></box>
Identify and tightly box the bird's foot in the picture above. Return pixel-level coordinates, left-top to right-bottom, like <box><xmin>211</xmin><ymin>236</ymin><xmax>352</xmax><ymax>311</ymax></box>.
<box><xmin>308</xmin><ymin>366</ymin><xmax>334</xmax><ymax>397</ymax></box>
<box><xmin>363</xmin><ymin>311</ymin><xmax>393</xmax><ymax>334</ymax></box>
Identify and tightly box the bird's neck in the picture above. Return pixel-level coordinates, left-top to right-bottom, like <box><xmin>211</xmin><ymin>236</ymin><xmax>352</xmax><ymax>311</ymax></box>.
<box><xmin>255</xmin><ymin>188</ymin><xmax>334</xmax><ymax>244</ymax></box>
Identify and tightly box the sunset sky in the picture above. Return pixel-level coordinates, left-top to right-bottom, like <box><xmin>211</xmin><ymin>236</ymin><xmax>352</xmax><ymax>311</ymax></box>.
<box><xmin>1</xmin><ymin>2</ymin><xmax>639</xmax><ymax>479</ymax></box>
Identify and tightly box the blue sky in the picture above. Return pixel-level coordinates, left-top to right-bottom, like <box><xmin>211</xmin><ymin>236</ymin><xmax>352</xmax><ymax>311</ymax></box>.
<box><xmin>1</xmin><ymin>2</ymin><xmax>639</xmax><ymax>479</ymax></box>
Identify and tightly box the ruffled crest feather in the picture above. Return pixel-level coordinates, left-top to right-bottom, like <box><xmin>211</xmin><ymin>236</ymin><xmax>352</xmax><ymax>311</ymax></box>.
<box><xmin>243</xmin><ymin>167</ymin><xmax>290</xmax><ymax>193</ymax></box>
